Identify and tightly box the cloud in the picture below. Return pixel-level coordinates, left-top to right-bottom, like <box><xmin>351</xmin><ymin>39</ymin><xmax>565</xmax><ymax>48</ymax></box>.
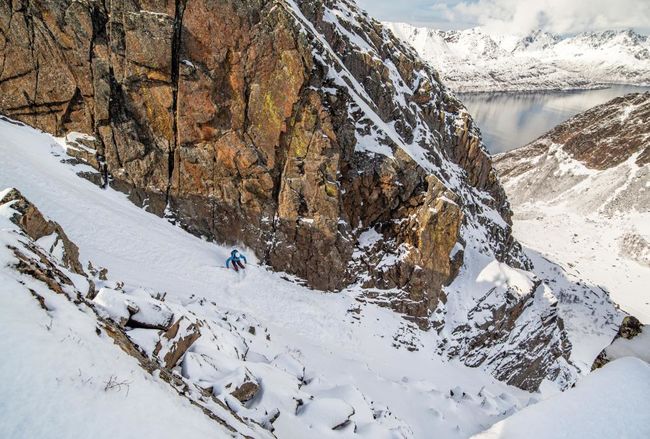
<box><xmin>357</xmin><ymin>0</ymin><xmax>650</xmax><ymax>35</ymax></box>
<box><xmin>446</xmin><ymin>0</ymin><xmax>650</xmax><ymax>34</ymax></box>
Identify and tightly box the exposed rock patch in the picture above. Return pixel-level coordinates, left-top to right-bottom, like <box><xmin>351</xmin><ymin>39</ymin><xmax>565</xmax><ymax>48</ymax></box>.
<box><xmin>0</xmin><ymin>188</ymin><xmax>84</xmax><ymax>275</ymax></box>
<box><xmin>592</xmin><ymin>316</ymin><xmax>644</xmax><ymax>370</ymax></box>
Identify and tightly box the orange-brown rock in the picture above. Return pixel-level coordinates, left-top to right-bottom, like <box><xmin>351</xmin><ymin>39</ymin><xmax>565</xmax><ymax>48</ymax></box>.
<box><xmin>154</xmin><ymin>316</ymin><xmax>203</xmax><ymax>369</ymax></box>
<box><xmin>0</xmin><ymin>0</ymin><xmax>526</xmax><ymax>324</ymax></box>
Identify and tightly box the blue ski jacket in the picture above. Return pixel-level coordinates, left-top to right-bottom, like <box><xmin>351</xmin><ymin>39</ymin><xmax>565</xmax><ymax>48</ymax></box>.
<box><xmin>226</xmin><ymin>251</ymin><xmax>247</xmax><ymax>268</ymax></box>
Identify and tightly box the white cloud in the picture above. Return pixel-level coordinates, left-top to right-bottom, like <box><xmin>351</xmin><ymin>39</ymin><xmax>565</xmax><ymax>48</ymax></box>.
<box><xmin>357</xmin><ymin>0</ymin><xmax>650</xmax><ymax>35</ymax></box>
<box><xmin>445</xmin><ymin>0</ymin><xmax>650</xmax><ymax>34</ymax></box>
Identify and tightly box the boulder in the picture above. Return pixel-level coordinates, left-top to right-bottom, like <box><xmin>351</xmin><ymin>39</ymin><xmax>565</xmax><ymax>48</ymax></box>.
<box><xmin>154</xmin><ymin>316</ymin><xmax>203</xmax><ymax>369</ymax></box>
<box><xmin>230</xmin><ymin>381</ymin><xmax>260</xmax><ymax>405</ymax></box>
<box><xmin>92</xmin><ymin>288</ymin><xmax>175</xmax><ymax>330</ymax></box>
<box><xmin>592</xmin><ymin>316</ymin><xmax>645</xmax><ymax>370</ymax></box>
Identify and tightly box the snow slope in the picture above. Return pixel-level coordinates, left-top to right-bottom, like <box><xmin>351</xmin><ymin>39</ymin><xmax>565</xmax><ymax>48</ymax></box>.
<box><xmin>0</xmin><ymin>115</ymin><xmax>535</xmax><ymax>438</ymax></box>
<box><xmin>385</xmin><ymin>23</ymin><xmax>650</xmax><ymax>93</ymax></box>
<box><xmin>472</xmin><ymin>357</ymin><xmax>650</xmax><ymax>439</ymax></box>
<box><xmin>0</xmin><ymin>98</ymin><xmax>626</xmax><ymax>437</ymax></box>
<box><xmin>0</xmin><ymin>239</ymin><xmax>236</xmax><ymax>439</ymax></box>
<box><xmin>513</xmin><ymin>210</ymin><xmax>650</xmax><ymax>323</ymax></box>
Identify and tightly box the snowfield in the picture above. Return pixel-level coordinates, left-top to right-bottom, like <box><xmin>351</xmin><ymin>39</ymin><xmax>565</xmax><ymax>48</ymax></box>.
<box><xmin>0</xmin><ymin>118</ymin><xmax>533</xmax><ymax>438</ymax></box>
<box><xmin>472</xmin><ymin>357</ymin><xmax>650</xmax><ymax>439</ymax></box>
<box><xmin>0</xmin><ymin>115</ymin><xmax>643</xmax><ymax>437</ymax></box>
<box><xmin>512</xmin><ymin>208</ymin><xmax>650</xmax><ymax>323</ymax></box>
<box><xmin>385</xmin><ymin>23</ymin><xmax>650</xmax><ymax>93</ymax></box>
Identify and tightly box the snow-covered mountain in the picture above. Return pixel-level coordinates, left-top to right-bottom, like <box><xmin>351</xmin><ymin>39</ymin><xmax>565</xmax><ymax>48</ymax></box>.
<box><xmin>385</xmin><ymin>23</ymin><xmax>650</xmax><ymax>92</ymax></box>
<box><xmin>495</xmin><ymin>92</ymin><xmax>650</xmax><ymax>322</ymax></box>
<box><xmin>0</xmin><ymin>0</ymin><xmax>644</xmax><ymax>437</ymax></box>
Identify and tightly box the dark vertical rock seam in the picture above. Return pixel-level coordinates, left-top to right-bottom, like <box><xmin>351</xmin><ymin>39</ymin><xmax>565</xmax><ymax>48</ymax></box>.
<box><xmin>167</xmin><ymin>0</ymin><xmax>186</xmax><ymax>204</ymax></box>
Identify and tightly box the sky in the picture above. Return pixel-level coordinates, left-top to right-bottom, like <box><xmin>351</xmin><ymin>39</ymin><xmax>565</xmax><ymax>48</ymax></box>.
<box><xmin>356</xmin><ymin>0</ymin><xmax>650</xmax><ymax>35</ymax></box>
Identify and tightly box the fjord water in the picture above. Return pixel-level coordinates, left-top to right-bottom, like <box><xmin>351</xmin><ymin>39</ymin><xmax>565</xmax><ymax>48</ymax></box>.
<box><xmin>459</xmin><ymin>85</ymin><xmax>650</xmax><ymax>155</ymax></box>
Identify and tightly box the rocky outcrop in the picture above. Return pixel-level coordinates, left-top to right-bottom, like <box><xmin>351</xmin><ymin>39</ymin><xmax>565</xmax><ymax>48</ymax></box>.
<box><xmin>2</xmin><ymin>0</ymin><xmax>584</xmax><ymax>391</ymax></box>
<box><xmin>0</xmin><ymin>188</ymin><xmax>84</xmax><ymax>276</ymax></box>
<box><xmin>457</xmin><ymin>282</ymin><xmax>573</xmax><ymax>391</ymax></box>
<box><xmin>154</xmin><ymin>316</ymin><xmax>203</xmax><ymax>369</ymax></box>
<box><xmin>0</xmin><ymin>0</ymin><xmax>526</xmax><ymax>326</ymax></box>
<box><xmin>592</xmin><ymin>316</ymin><xmax>644</xmax><ymax>370</ymax></box>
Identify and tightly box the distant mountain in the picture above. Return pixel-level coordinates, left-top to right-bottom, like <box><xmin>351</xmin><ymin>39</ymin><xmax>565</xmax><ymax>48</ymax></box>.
<box><xmin>385</xmin><ymin>23</ymin><xmax>650</xmax><ymax>93</ymax></box>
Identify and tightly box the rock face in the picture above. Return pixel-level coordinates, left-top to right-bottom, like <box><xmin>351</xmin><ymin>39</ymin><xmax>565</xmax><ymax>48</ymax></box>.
<box><xmin>2</xmin><ymin>0</ymin><xmax>589</xmax><ymax>391</ymax></box>
<box><xmin>0</xmin><ymin>0</ymin><xmax>520</xmax><ymax>317</ymax></box>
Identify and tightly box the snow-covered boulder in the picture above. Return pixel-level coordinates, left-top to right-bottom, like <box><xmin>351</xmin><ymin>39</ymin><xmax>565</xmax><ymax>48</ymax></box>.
<box><xmin>93</xmin><ymin>288</ymin><xmax>174</xmax><ymax>330</ymax></box>
<box><xmin>153</xmin><ymin>316</ymin><xmax>203</xmax><ymax>369</ymax></box>
<box><xmin>593</xmin><ymin>317</ymin><xmax>649</xmax><ymax>369</ymax></box>
<box><xmin>0</xmin><ymin>188</ymin><xmax>84</xmax><ymax>276</ymax></box>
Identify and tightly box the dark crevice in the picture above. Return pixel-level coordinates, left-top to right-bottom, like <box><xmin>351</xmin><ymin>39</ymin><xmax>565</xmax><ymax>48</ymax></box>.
<box><xmin>107</xmin><ymin>68</ymin><xmax>124</xmax><ymax>169</ymax></box>
<box><xmin>0</xmin><ymin>68</ymin><xmax>35</xmax><ymax>84</ymax></box>
<box><xmin>165</xmin><ymin>0</ymin><xmax>186</xmax><ymax>206</ymax></box>
<box><xmin>89</xmin><ymin>3</ymin><xmax>110</xmax><ymax>188</ymax></box>
<box><xmin>59</xmin><ymin>87</ymin><xmax>82</xmax><ymax>134</ymax></box>
<box><xmin>9</xmin><ymin>108</ymin><xmax>61</xmax><ymax>117</ymax></box>
<box><xmin>28</xmin><ymin>14</ymin><xmax>39</xmax><ymax>115</ymax></box>
<box><xmin>3</xmin><ymin>99</ymin><xmax>70</xmax><ymax>112</ymax></box>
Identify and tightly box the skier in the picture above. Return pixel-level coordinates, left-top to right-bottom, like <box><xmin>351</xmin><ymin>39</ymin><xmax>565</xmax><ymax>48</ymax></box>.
<box><xmin>226</xmin><ymin>249</ymin><xmax>247</xmax><ymax>272</ymax></box>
